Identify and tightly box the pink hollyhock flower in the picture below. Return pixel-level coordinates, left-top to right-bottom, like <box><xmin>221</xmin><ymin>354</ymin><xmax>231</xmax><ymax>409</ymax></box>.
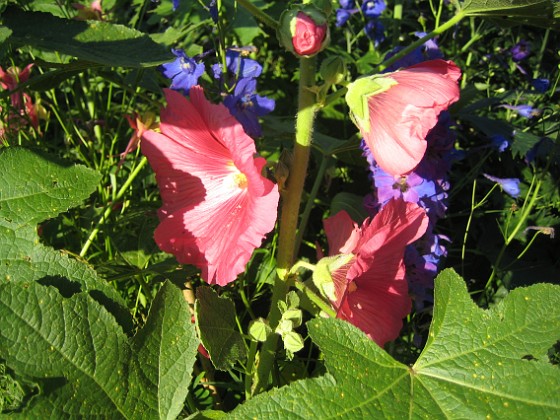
<box><xmin>141</xmin><ymin>87</ymin><xmax>279</xmax><ymax>286</ymax></box>
<box><xmin>292</xmin><ymin>12</ymin><xmax>328</xmax><ymax>56</ymax></box>
<box><xmin>322</xmin><ymin>198</ymin><xmax>428</xmax><ymax>346</ymax></box>
<box><xmin>346</xmin><ymin>59</ymin><xmax>461</xmax><ymax>176</ymax></box>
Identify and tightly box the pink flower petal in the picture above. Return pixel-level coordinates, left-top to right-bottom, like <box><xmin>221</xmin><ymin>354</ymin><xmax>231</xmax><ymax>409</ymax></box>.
<box><xmin>141</xmin><ymin>87</ymin><xmax>279</xmax><ymax>285</ymax></box>
<box><xmin>324</xmin><ymin>198</ymin><xmax>429</xmax><ymax>346</ymax></box>
<box><xmin>363</xmin><ymin>60</ymin><xmax>461</xmax><ymax>176</ymax></box>
<box><xmin>323</xmin><ymin>210</ymin><xmax>361</xmax><ymax>255</ymax></box>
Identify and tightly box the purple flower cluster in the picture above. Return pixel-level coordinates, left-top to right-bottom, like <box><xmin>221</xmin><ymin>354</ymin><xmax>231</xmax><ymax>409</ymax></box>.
<box><xmin>214</xmin><ymin>50</ymin><xmax>275</xmax><ymax>138</ymax></box>
<box><xmin>159</xmin><ymin>48</ymin><xmax>274</xmax><ymax>138</ymax></box>
<box><xmin>160</xmin><ymin>49</ymin><xmax>206</xmax><ymax>95</ymax></box>
<box><xmin>336</xmin><ymin>0</ymin><xmax>386</xmax><ymax>46</ymax></box>
<box><xmin>362</xmin><ymin>38</ymin><xmax>456</xmax><ymax>311</ymax></box>
<box><xmin>362</xmin><ymin>112</ymin><xmax>455</xmax><ymax>310</ymax></box>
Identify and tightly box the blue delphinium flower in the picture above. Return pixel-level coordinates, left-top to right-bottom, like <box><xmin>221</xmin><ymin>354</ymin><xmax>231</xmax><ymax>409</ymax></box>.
<box><xmin>172</xmin><ymin>0</ymin><xmax>180</xmax><ymax>11</ymax></box>
<box><xmin>511</xmin><ymin>40</ymin><xmax>530</xmax><ymax>62</ymax></box>
<box><xmin>362</xmin><ymin>110</ymin><xmax>456</xmax><ymax>311</ymax></box>
<box><xmin>364</xmin><ymin>19</ymin><xmax>385</xmax><ymax>46</ymax></box>
<box><xmin>483</xmin><ymin>174</ymin><xmax>521</xmax><ymax>198</ymax></box>
<box><xmin>335</xmin><ymin>0</ymin><xmax>358</xmax><ymax>27</ymax></box>
<box><xmin>500</xmin><ymin>104</ymin><xmax>540</xmax><ymax>118</ymax></box>
<box><xmin>160</xmin><ymin>49</ymin><xmax>205</xmax><ymax>95</ymax></box>
<box><xmin>223</xmin><ymin>77</ymin><xmax>275</xmax><ymax>137</ymax></box>
<box><xmin>361</xmin><ymin>0</ymin><xmax>386</xmax><ymax>18</ymax></box>
<box><xmin>212</xmin><ymin>49</ymin><xmax>263</xmax><ymax>80</ymax></box>
<box><xmin>489</xmin><ymin>134</ymin><xmax>510</xmax><ymax>153</ymax></box>
<box><xmin>531</xmin><ymin>78</ymin><xmax>550</xmax><ymax>93</ymax></box>
<box><xmin>208</xmin><ymin>0</ymin><xmax>218</xmax><ymax>22</ymax></box>
<box><xmin>336</xmin><ymin>8</ymin><xmax>357</xmax><ymax>26</ymax></box>
<box><xmin>340</xmin><ymin>0</ymin><xmax>355</xmax><ymax>7</ymax></box>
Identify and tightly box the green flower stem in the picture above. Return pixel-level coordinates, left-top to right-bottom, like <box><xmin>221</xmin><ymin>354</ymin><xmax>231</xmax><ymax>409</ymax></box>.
<box><xmin>379</xmin><ymin>11</ymin><xmax>465</xmax><ymax>72</ymax></box>
<box><xmin>484</xmin><ymin>175</ymin><xmax>543</xmax><ymax>297</ymax></box>
<box><xmin>294</xmin><ymin>155</ymin><xmax>331</xmax><ymax>255</ymax></box>
<box><xmin>79</xmin><ymin>156</ymin><xmax>149</xmax><ymax>257</ymax></box>
<box><xmin>277</xmin><ymin>56</ymin><xmax>318</xmax><ymax>278</ymax></box>
<box><xmin>236</xmin><ymin>0</ymin><xmax>278</xmax><ymax>30</ymax></box>
<box><xmin>293</xmin><ymin>280</ymin><xmax>337</xmax><ymax>318</ymax></box>
<box><xmin>252</xmin><ymin>56</ymin><xmax>318</xmax><ymax>395</ymax></box>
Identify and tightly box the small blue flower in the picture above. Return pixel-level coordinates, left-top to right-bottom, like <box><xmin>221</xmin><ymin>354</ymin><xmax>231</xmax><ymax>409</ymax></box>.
<box><xmin>483</xmin><ymin>174</ymin><xmax>521</xmax><ymax>198</ymax></box>
<box><xmin>364</xmin><ymin>19</ymin><xmax>385</xmax><ymax>46</ymax></box>
<box><xmin>336</xmin><ymin>8</ymin><xmax>358</xmax><ymax>27</ymax></box>
<box><xmin>208</xmin><ymin>0</ymin><xmax>218</xmax><ymax>23</ymax></box>
<box><xmin>226</xmin><ymin>50</ymin><xmax>262</xmax><ymax>78</ymax></box>
<box><xmin>414</xmin><ymin>32</ymin><xmax>443</xmax><ymax>60</ymax></box>
<box><xmin>531</xmin><ymin>78</ymin><xmax>550</xmax><ymax>93</ymax></box>
<box><xmin>489</xmin><ymin>135</ymin><xmax>510</xmax><ymax>153</ymax></box>
<box><xmin>511</xmin><ymin>40</ymin><xmax>530</xmax><ymax>62</ymax></box>
<box><xmin>500</xmin><ymin>104</ymin><xmax>540</xmax><ymax>118</ymax></box>
<box><xmin>172</xmin><ymin>0</ymin><xmax>180</xmax><ymax>11</ymax></box>
<box><xmin>160</xmin><ymin>49</ymin><xmax>205</xmax><ymax>95</ymax></box>
<box><xmin>223</xmin><ymin>77</ymin><xmax>275</xmax><ymax>137</ymax></box>
<box><xmin>339</xmin><ymin>0</ymin><xmax>355</xmax><ymax>8</ymax></box>
<box><xmin>361</xmin><ymin>0</ymin><xmax>386</xmax><ymax>18</ymax></box>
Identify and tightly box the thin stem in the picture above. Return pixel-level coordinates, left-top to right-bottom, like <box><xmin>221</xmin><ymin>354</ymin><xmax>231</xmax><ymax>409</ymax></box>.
<box><xmin>294</xmin><ymin>155</ymin><xmax>331</xmax><ymax>255</ymax></box>
<box><xmin>379</xmin><ymin>11</ymin><xmax>465</xmax><ymax>72</ymax></box>
<box><xmin>79</xmin><ymin>156</ymin><xmax>149</xmax><ymax>257</ymax></box>
<box><xmin>236</xmin><ymin>0</ymin><xmax>278</xmax><ymax>30</ymax></box>
<box><xmin>294</xmin><ymin>280</ymin><xmax>336</xmax><ymax>318</ymax></box>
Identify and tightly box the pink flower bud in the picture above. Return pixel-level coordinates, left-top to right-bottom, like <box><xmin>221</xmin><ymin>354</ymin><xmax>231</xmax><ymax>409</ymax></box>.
<box><xmin>292</xmin><ymin>12</ymin><xmax>327</xmax><ymax>56</ymax></box>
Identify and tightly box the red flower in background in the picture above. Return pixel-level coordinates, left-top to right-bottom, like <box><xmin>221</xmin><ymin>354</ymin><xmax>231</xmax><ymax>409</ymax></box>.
<box><xmin>322</xmin><ymin>198</ymin><xmax>428</xmax><ymax>346</ymax></box>
<box><xmin>346</xmin><ymin>59</ymin><xmax>461</xmax><ymax>176</ymax></box>
<box><xmin>141</xmin><ymin>87</ymin><xmax>279</xmax><ymax>286</ymax></box>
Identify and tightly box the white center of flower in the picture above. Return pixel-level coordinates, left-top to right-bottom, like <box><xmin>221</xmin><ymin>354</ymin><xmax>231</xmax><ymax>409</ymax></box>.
<box><xmin>224</xmin><ymin>163</ymin><xmax>248</xmax><ymax>190</ymax></box>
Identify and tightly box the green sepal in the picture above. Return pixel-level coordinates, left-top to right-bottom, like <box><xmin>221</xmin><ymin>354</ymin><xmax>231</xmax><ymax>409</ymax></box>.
<box><xmin>312</xmin><ymin>253</ymin><xmax>354</xmax><ymax>302</ymax></box>
<box><xmin>345</xmin><ymin>75</ymin><xmax>398</xmax><ymax>134</ymax></box>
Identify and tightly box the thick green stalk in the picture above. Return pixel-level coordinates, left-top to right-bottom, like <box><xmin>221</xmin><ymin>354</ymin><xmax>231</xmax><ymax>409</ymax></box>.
<box><xmin>276</xmin><ymin>56</ymin><xmax>318</xmax><ymax>279</ymax></box>
<box><xmin>252</xmin><ymin>56</ymin><xmax>318</xmax><ymax>395</ymax></box>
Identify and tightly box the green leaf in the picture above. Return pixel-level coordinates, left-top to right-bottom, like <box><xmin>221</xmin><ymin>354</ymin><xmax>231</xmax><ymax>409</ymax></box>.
<box><xmin>0</xmin><ymin>26</ymin><xmax>11</xmax><ymax>43</ymax></box>
<box><xmin>0</xmin><ymin>148</ymin><xmax>101</xmax><ymax>227</ymax></box>
<box><xmin>461</xmin><ymin>0</ymin><xmax>554</xmax><ymax>16</ymax></box>
<box><xmin>0</xmin><ymin>281</ymin><xmax>199</xmax><ymax>418</ymax></box>
<box><xmin>3</xmin><ymin>7</ymin><xmax>173</xmax><ymax>67</ymax></box>
<box><xmin>330</xmin><ymin>192</ymin><xmax>369</xmax><ymax>224</ymax></box>
<box><xmin>231</xmin><ymin>269</ymin><xmax>560</xmax><ymax>418</ymax></box>
<box><xmin>0</xmin><ymin>147</ymin><xmax>127</xmax><ymax>316</ymax></box>
<box><xmin>195</xmin><ymin>286</ymin><xmax>247</xmax><ymax>371</ymax></box>
<box><xmin>512</xmin><ymin>131</ymin><xmax>542</xmax><ymax>158</ymax></box>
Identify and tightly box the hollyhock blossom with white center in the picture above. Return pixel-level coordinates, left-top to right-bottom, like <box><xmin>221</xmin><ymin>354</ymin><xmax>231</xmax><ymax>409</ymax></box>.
<box><xmin>346</xmin><ymin>59</ymin><xmax>461</xmax><ymax>176</ymax></box>
<box><xmin>141</xmin><ymin>87</ymin><xmax>279</xmax><ymax>285</ymax></box>
<box><xmin>321</xmin><ymin>198</ymin><xmax>429</xmax><ymax>346</ymax></box>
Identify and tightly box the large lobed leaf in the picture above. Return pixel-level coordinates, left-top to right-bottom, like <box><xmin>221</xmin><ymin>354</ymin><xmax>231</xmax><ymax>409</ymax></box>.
<box><xmin>231</xmin><ymin>269</ymin><xmax>560</xmax><ymax>418</ymax></box>
<box><xmin>2</xmin><ymin>7</ymin><xmax>173</xmax><ymax>68</ymax></box>
<box><xmin>0</xmin><ymin>147</ymin><xmax>125</xmax><ymax>308</ymax></box>
<box><xmin>0</xmin><ymin>281</ymin><xmax>199</xmax><ymax>418</ymax></box>
<box><xmin>457</xmin><ymin>0</ymin><xmax>560</xmax><ymax>29</ymax></box>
